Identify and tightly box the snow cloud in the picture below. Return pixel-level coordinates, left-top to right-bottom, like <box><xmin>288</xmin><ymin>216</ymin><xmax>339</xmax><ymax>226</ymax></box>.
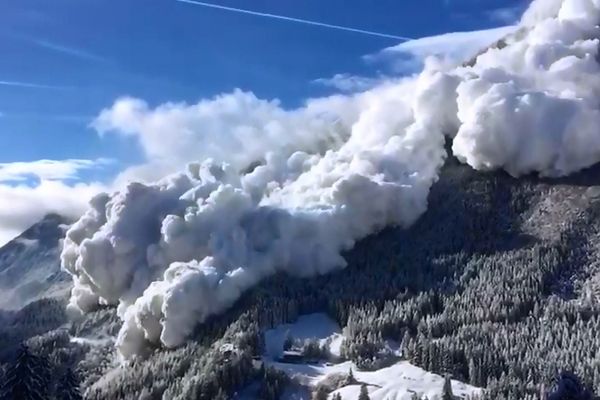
<box><xmin>93</xmin><ymin>90</ymin><xmax>352</xmax><ymax>184</ymax></box>
<box><xmin>62</xmin><ymin>0</ymin><xmax>600</xmax><ymax>358</ymax></box>
<box><xmin>367</xmin><ymin>25</ymin><xmax>518</xmax><ymax>73</ymax></box>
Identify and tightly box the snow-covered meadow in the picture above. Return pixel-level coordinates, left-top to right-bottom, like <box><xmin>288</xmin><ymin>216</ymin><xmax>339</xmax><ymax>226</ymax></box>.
<box><xmin>259</xmin><ymin>313</ymin><xmax>481</xmax><ymax>400</ymax></box>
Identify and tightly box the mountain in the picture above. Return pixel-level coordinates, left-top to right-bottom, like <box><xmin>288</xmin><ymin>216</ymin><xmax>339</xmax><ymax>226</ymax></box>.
<box><xmin>0</xmin><ymin>214</ymin><xmax>72</xmax><ymax>310</ymax></box>
<box><xmin>3</xmin><ymin>1</ymin><xmax>600</xmax><ymax>398</ymax></box>
<box><xmin>96</xmin><ymin>156</ymin><xmax>600</xmax><ymax>399</ymax></box>
<box><xmin>2</xmin><ymin>152</ymin><xmax>599</xmax><ymax>399</ymax></box>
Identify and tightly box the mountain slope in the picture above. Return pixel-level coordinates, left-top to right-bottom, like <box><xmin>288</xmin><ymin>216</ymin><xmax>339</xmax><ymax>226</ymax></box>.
<box><xmin>48</xmin><ymin>154</ymin><xmax>600</xmax><ymax>400</ymax></box>
<box><xmin>1</xmin><ymin>155</ymin><xmax>600</xmax><ymax>399</ymax></box>
<box><xmin>0</xmin><ymin>214</ymin><xmax>72</xmax><ymax>310</ymax></box>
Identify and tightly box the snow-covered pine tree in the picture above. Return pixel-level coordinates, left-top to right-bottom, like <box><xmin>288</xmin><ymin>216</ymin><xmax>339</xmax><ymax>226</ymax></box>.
<box><xmin>547</xmin><ymin>372</ymin><xmax>593</xmax><ymax>400</ymax></box>
<box><xmin>344</xmin><ymin>367</ymin><xmax>356</xmax><ymax>386</ymax></box>
<box><xmin>358</xmin><ymin>384</ymin><xmax>370</xmax><ymax>400</ymax></box>
<box><xmin>442</xmin><ymin>375</ymin><xmax>454</xmax><ymax>400</ymax></box>
<box><xmin>0</xmin><ymin>344</ymin><xmax>50</xmax><ymax>400</ymax></box>
<box><xmin>312</xmin><ymin>385</ymin><xmax>328</xmax><ymax>400</ymax></box>
<box><xmin>55</xmin><ymin>367</ymin><xmax>82</xmax><ymax>400</ymax></box>
<box><xmin>283</xmin><ymin>329</ymin><xmax>293</xmax><ymax>351</ymax></box>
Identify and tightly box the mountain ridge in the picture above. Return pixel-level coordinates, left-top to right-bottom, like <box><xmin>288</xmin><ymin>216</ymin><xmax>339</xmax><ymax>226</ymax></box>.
<box><xmin>0</xmin><ymin>213</ymin><xmax>73</xmax><ymax>310</ymax></box>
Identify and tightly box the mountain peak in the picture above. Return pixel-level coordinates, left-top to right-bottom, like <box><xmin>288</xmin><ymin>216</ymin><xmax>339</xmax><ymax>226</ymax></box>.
<box><xmin>0</xmin><ymin>213</ymin><xmax>72</xmax><ymax>310</ymax></box>
<box><xmin>17</xmin><ymin>214</ymin><xmax>72</xmax><ymax>246</ymax></box>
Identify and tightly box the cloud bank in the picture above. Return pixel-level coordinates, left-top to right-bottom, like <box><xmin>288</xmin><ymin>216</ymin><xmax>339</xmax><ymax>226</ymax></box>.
<box><xmin>62</xmin><ymin>0</ymin><xmax>600</xmax><ymax>358</ymax></box>
<box><xmin>0</xmin><ymin>158</ymin><xmax>112</xmax><ymax>183</ymax></box>
<box><xmin>0</xmin><ymin>159</ymin><xmax>110</xmax><ymax>245</ymax></box>
<box><xmin>0</xmin><ymin>180</ymin><xmax>105</xmax><ymax>245</ymax></box>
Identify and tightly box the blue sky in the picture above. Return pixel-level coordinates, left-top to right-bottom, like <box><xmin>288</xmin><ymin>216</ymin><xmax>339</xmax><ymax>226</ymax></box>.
<box><xmin>0</xmin><ymin>0</ymin><xmax>526</xmax><ymax>242</ymax></box>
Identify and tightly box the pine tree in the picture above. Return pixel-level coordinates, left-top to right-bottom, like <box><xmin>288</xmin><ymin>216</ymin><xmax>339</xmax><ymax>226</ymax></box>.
<box><xmin>55</xmin><ymin>367</ymin><xmax>82</xmax><ymax>400</ymax></box>
<box><xmin>332</xmin><ymin>393</ymin><xmax>343</xmax><ymax>400</ymax></box>
<box><xmin>442</xmin><ymin>375</ymin><xmax>454</xmax><ymax>400</ymax></box>
<box><xmin>312</xmin><ymin>385</ymin><xmax>328</xmax><ymax>400</ymax></box>
<box><xmin>358</xmin><ymin>384</ymin><xmax>370</xmax><ymax>400</ymax></box>
<box><xmin>548</xmin><ymin>372</ymin><xmax>593</xmax><ymax>400</ymax></box>
<box><xmin>214</xmin><ymin>388</ymin><xmax>228</xmax><ymax>400</ymax></box>
<box><xmin>283</xmin><ymin>330</ymin><xmax>293</xmax><ymax>351</ymax></box>
<box><xmin>345</xmin><ymin>367</ymin><xmax>356</xmax><ymax>385</ymax></box>
<box><xmin>0</xmin><ymin>345</ymin><xmax>50</xmax><ymax>400</ymax></box>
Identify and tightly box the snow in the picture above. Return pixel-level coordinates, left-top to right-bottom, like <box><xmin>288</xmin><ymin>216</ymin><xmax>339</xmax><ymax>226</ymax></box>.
<box><xmin>70</xmin><ymin>335</ymin><xmax>114</xmax><ymax>347</ymax></box>
<box><xmin>13</xmin><ymin>238</ymin><xmax>39</xmax><ymax>247</ymax></box>
<box><xmin>330</xmin><ymin>362</ymin><xmax>480</xmax><ymax>400</ymax></box>
<box><xmin>264</xmin><ymin>313</ymin><xmax>342</xmax><ymax>359</ymax></box>
<box><xmin>328</xmin><ymin>333</ymin><xmax>345</xmax><ymax>359</ymax></box>
<box><xmin>264</xmin><ymin>313</ymin><xmax>482</xmax><ymax>400</ymax></box>
<box><xmin>0</xmin><ymin>215</ymin><xmax>72</xmax><ymax>310</ymax></box>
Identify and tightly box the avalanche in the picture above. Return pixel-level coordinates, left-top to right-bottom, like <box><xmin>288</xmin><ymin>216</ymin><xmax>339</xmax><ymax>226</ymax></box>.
<box><xmin>62</xmin><ymin>0</ymin><xmax>600</xmax><ymax>358</ymax></box>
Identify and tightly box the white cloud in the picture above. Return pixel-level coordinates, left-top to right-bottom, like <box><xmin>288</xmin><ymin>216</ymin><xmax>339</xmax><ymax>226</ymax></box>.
<box><xmin>486</xmin><ymin>6</ymin><xmax>524</xmax><ymax>24</ymax></box>
<box><xmin>312</xmin><ymin>73</ymin><xmax>384</xmax><ymax>93</ymax></box>
<box><xmin>0</xmin><ymin>180</ymin><xmax>106</xmax><ymax>245</ymax></box>
<box><xmin>0</xmin><ymin>158</ymin><xmax>112</xmax><ymax>183</ymax></box>
<box><xmin>0</xmin><ymin>159</ymin><xmax>112</xmax><ymax>246</ymax></box>
<box><xmin>366</xmin><ymin>25</ymin><xmax>518</xmax><ymax>72</ymax></box>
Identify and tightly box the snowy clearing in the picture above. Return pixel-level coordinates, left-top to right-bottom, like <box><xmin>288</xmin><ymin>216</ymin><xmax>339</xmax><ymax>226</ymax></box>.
<box><xmin>263</xmin><ymin>313</ymin><xmax>482</xmax><ymax>399</ymax></box>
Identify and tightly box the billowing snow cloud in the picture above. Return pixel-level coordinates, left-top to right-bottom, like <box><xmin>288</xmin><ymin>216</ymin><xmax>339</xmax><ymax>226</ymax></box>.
<box><xmin>93</xmin><ymin>91</ymin><xmax>352</xmax><ymax>184</ymax></box>
<box><xmin>367</xmin><ymin>25</ymin><xmax>518</xmax><ymax>73</ymax></box>
<box><xmin>452</xmin><ymin>0</ymin><xmax>600</xmax><ymax>176</ymax></box>
<box><xmin>65</xmin><ymin>71</ymin><xmax>452</xmax><ymax>358</ymax></box>
<box><xmin>63</xmin><ymin>0</ymin><xmax>600</xmax><ymax>358</ymax></box>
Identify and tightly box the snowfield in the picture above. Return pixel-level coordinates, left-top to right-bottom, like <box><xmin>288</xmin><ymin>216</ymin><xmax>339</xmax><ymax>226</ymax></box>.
<box><xmin>329</xmin><ymin>363</ymin><xmax>480</xmax><ymax>400</ymax></box>
<box><xmin>264</xmin><ymin>313</ymin><xmax>344</xmax><ymax>359</ymax></box>
<box><xmin>263</xmin><ymin>313</ymin><xmax>482</xmax><ymax>399</ymax></box>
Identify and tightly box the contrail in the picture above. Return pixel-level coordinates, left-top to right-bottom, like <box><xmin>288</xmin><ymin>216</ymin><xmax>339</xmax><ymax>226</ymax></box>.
<box><xmin>0</xmin><ymin>80</ymin><xmax>66</xmax><ymax>90</ymax></box>
<box><xmin>176</xmin><ymin>0</ymin><xmax>413</xmax><ymax>41</ymax></box>
<box><xmin>32</xmin><ymin>39</ymin><xmax>109</xmax><ymax>64</ymax></box>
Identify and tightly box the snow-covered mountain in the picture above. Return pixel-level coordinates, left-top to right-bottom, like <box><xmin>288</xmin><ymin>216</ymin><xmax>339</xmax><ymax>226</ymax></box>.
<box><xmin>0</xmin><ymin>214</ymin><xmax>71</xmax><ymax>310</ymax></box>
